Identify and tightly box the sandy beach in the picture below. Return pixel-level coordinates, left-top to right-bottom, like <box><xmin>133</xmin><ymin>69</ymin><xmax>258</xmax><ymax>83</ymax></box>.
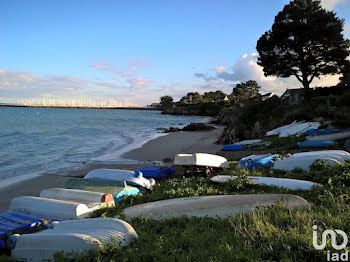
<box><xmin>0</xmin><ymin>126</ymin><xmax>223</xmax><ymax>213</ymax></box>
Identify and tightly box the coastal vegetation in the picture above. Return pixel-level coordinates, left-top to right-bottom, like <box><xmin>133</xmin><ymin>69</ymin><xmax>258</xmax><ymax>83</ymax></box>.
<box><xmin>56</xmin><ymin>161</ymin><xmax>350</xmax><ymax>261</ymax></box>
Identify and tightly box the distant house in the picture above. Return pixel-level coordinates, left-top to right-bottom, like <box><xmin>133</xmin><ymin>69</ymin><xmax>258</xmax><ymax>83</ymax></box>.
<box><xmin>147</xmin><ymin>103</ymin><xmax>161</xmax><ymax>109</ymax></box>
<box><xmin>223</xmin><ymin>95</ymin><xmax>230</xmax><ymax>102</ymax></box>
<box><xmin>261</xmin><ymin>92</ymin><xmax>276</xmax><ymax>101</ymax></box>
<box><xmin>280</xmin><ymin>88</ymin><xmax>304</xmax><ymax>105</ymax></box>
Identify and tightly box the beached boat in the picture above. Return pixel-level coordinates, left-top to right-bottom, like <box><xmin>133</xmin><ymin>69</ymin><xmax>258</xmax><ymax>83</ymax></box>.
<box><xmin>84</xmin><ymin>169</ymin><xmax>155</xmax><ymax>190</ymax></box>
<box><xmin>272</xmin><ymin>155</ymin><xmax>342</xmax><ymax>171</ymax></box>
<box><xmin>237</xmin><ymin>154</ymin><xmax>278</xmax><ymax>171</ymax></box>
<box><xmin>210</xmin><ymin>175</ymin><xmax>321</xmax><ymax>190</ymax></box>
<box><xmin>40</xmin><ymin>188</ymin><xmax>115</xmax><ymax>205</ymax></box>
<box><xmin>297</xmin><ymin>140</ymin><xmax>335</xmax><ymax>148</ymax></box>
<box><xmin>266</xmin><ymin>121</ymin><xmax>320</xmax><ymax>137</ymax></box>
<box><xmin>221</xmin><ymin>141</ymin><xmax>271</xmax><ymax>151</ymax></box>
<box><xmin>135</xmin><ymin>166</ymin><xmax>176</xmax><ymax>179</ymax></box>
<box><xmin>174</xmin><ymin>153</ymin><xmax>229</xmax><ymax>175</ymax></box>
<box><xmin>221</xmin><ymin>144</ymin><xmax>244</xmax><ymax>151</ymax></box>
<box><xmin>122</xmin><ymin>194</ymin><xmax>309</xmax><ymax>220</ymax></box>
<box><xmin>8</xmin><ymin>196</ymin><xmax>110</xmax><ymax>221</ymax></box>
<box><xmin>174</xmin><ymin>153</ymin><xmax>229</xmax><ymax>168</ymax></box>
<box><xmin>0</xmin><ymin>212</ymin><xmax>50</xmax><ymax>249</ymax></box>
<box><xmin>65</xmin><ymin>178</ymin><xmax>140</xmax><ymax>202</ymax></box>
<box><xmin>11</xmin><ymin>218</ymin><xmax>138</xmax><ymax>261</ymax></box>
<box><xmin>292</xmin><ymin>150</ymin><xmax>350</xmax><ymax>161</ymax></box>
<box><xmin>304</xmin><ymin>129</ymin><xmax>339</xmax><ymax>136</ymax></box>
<box><xmin>306</xmin><ymin>129</ymin><xmax>350</xmax><ymax>141</ymax></box>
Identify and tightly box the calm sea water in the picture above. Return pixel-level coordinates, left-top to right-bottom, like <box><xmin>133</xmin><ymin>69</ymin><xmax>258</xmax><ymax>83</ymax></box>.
<box><xmin>0</xmin><ymin>107</ymin><xmax>209</xmax><ymax>187</ymax></box>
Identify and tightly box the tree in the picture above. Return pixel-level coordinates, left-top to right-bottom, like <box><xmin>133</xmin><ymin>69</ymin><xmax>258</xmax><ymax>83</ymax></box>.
<box><xmin>202</xmin><ymin>90</ymin><xmax>227</xmax><ymax>102</ymax></box>
<box><xmin>229</xmin><ymin>80</ymin><xmax>261</xmax><ymax>104</ymax></box>
<box><xmin>180</xmin><ymin>92</ymin><xmax>202</xmax><ymax>104</ymax></box>
<box><xmin>160</xmin><ymin>95</ymin><xmax>174</xmax><ymax>109</ymax></box>
<box><xmin>256</xmin><ymin>0</ymin><xmax>350</xmax><ymax>91</ymax></box>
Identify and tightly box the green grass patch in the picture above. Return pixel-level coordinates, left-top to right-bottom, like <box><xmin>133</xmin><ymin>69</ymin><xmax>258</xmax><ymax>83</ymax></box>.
<box><xmin>48</xmin><ymin>162</ymin><xmax>350</xmax><ymax>261</ymax></box>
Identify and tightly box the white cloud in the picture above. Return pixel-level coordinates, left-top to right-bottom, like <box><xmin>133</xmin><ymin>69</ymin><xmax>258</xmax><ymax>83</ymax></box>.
<box><xmin>127</xmin><ymin>57</ymin><xmax>150</xmax><ymax>72</ymax></box>
<box><xmin>91</xmin><ymin>60</ymin><xmax>117</xmax><ymax>73</ymax></box>
<box><xmin>344</xmin><ymin>23</ymin><xmax>350</xmax><ymax>36</ymax></box>
<box><xmin>320</xmin><ymin>0</ymin><xmax>346</xmax><ymax>10</ymax></box>
<box><xmin>215</xmin><ymin>66</ymin><xmax>229</xmax><ymax>73</ymax></box>
<box><xmin>128</xmin><ymin>76</ymin><xmax>152</xmax><ymax>90</ymax></box>
<box><xmin>195</xmin><ymin>53</ymin><xmax>340</xmax><ymax>96</ymax></box>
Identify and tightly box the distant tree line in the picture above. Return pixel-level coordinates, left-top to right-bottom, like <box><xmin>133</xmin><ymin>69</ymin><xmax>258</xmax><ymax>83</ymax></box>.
<box><xmin>159</xmin><ymin>80</ymin><xmax>262</xmax><ymax>110</ymax></box>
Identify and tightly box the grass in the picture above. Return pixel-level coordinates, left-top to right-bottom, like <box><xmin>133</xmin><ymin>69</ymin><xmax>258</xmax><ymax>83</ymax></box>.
<box><xmin>50</xmin><ymin>161</ymin><xmax>350</xmax><ymax>262</ymax></box>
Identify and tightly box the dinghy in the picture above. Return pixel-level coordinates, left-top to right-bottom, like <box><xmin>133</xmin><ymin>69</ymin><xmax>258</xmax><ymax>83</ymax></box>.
<box><xmin>0</xmin><ymin>212</ymin><xmax>50</xmax><ymax>249</ymax></box>
<box><xmin>237</xmin><ymin>154</ymin><xmax>278</xmax><ymax>171</ymax></box>
<box><xmin>40</xmin><ymin>188</ymin><xmax>115</xmax><ymax>205</ymax></box>
<box><xmin>122</xmin><ymin>194</ymin><xmax>308</xmax><ymax>220</ymax></box>
<box><xmin>210</xmin><ymin>175</ymin><xmax>321</xmax><ymax>190</ymax></box>
<box><xmin>174</xmin><ymin>153</ymin><xmax>229</xmax><ymax>175</ymax></box>
<box><xmin>65</xmin><ymin>178</ymin><xmax>140</xmax><ymax>202</ymax></box>
<box><xmin>304</xmin><ymin>129</ymin><xmax>339</xmax><ymax>136</ymax></box>
<box><xmin>84</xmin><ymin>169</ymin><xmax>155</xmax><ymax>190</ymax></box>
<box><xmin>221</xmin><ymin>144</ymin><xmax>244</xmax><ymax>151</ymax></box>
<box><xmin>297</xmin><ymin>140</ymin><xmax>335</xmax><ymax>148</ymax></box>
<box><xmin>292</xmin><ymin>150</ymin><xmax>350</xmax><ymax>161</ymax></box>
<box><xmin>174</xmin><ymin>153</ymin><xmax>229</xmax><ymax>168</ymax></box>
<box><xmin>306</xmin><ymin>129</ymin><xmax>350</xmax><ymax>141</ymax></box>
<box><xmin>272</xmin><ymin>156</ymin><xmax>342</xmax><ymax>171</ymax></box>
<box><xmin>11</xmin><ymin>218</ymin><xmax>138</xmax><ymax>261</ymax></box>
<box><xmin>8</xmin><ymin>196</ymin><xmax>109</xmax><ymax>221</ymax></box>
<box><xmin>135</xmin><ymin>166</ymin><xmax>176</xmax><ymax>179</ymax></box>
<box><xmin>266</xmin><ymin>121</ymin><xmax>320</xmax><ymax>137</ymax></box>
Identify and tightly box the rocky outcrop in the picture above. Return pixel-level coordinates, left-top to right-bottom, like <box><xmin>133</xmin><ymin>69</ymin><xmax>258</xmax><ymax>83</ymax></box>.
<box><xmin>158</xmin><ymin>123</ymin><xmax>215</xmax><ymax>133</ymax></box>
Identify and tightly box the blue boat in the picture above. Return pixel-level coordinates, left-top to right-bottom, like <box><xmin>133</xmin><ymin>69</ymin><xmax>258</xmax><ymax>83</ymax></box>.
<box><xmin>304</xmin><ymin>129</ymin><xmax>339</xmax><ymax>136</ymax></box>
<box><xmin>237</xmin><ymin>154</ymin><xmax>278</xmax><ymax>171</ymax></box>
<box><xmin>135</xmin><ymin>166</ymin><xmax>176</xmax><ymax>179</ymax></box>
<box><xmin>221</xmin><ymin>144</ymin><xmax>244</xmax><ymax>151</ymax></box>
<box><xmin>0</xmin><ymin>212</ymin><xmax>50</xmax><ymax>249</ymax></box>
<box><xmin>297</xmin><ymin>140</ymin><xmax>335</xmax><ymax>148</ymax></box>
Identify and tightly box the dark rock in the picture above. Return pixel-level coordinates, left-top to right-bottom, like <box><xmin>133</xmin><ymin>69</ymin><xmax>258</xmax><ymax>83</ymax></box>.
<box><xmin>182</xmin><ymin>123</ymin><xmax>215</xmax><ymax>131</ymax></box>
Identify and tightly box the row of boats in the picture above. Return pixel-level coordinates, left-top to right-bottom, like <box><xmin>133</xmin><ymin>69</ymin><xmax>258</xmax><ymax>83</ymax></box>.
<box><xmin>1</xmin><ymin>150</ymin><xmax>349</xmax><ymax>261</ymax></box>
<box><xmin>221</xmin><ymin>123</ymin><xmax>350</xmax><ymax>151</ymax></box>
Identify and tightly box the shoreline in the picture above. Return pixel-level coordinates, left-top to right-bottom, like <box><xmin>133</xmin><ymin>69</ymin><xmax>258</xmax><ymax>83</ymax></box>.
<box><xmin>0</xmin><ymin>126</ymin><xmax>223</xmax><ymax>212</ymax></box>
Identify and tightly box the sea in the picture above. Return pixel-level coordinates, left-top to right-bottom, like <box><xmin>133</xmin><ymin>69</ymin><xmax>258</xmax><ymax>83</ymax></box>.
<box><xmin>0</xmin><ymin>107</ymin><xmax>210</xmax><ymax>188</ymax></box>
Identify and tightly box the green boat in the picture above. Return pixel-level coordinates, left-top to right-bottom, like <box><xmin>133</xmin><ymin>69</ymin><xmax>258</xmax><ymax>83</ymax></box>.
<box><xmin>65</xmin><ymin>178</ymin><xmax>140</xmax><ymax>203</ymax></box>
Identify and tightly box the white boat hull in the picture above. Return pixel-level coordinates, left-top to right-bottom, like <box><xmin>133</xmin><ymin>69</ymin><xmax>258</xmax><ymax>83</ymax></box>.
<box><xmin>11</xmin><ymin>218</ymin><xmax>138</xmax><ymax>261</ymax></box>
<box><xmin>40</xmin><ymin>188</ymin><xmax>114</xmax><ymax>205</ymax></box>
<box><xmin>292</xmin><ymin>150</ymin><xmax>350</xmax><ymax>161</ymax></box>
<box><xmin>272</xmin><ymin>156</ymin><xmax>341</xmax><ymax>171</ymax></box>
<box><xmin>122</xmin><ymin>194</ymin><xmax>308</xmax><ymax>220</ymax></box>
<box><xmin>8</xmin><ymin>196</ymin><xmax>108</xmax><ymax>221</ymax></box>
<box><xmin>84</xmin><ymin>169</ymin><xmax>155</xmax><ymax>189</ymax></box>
<box><xmin>210</xmin><ymin>175</ymin><xmax>321</xmax><ymax>190</ymax></box>
<box><xmin>174</xmin><ymin>153</ymin><xmax>229</xmax><ymax>168</ymax></box>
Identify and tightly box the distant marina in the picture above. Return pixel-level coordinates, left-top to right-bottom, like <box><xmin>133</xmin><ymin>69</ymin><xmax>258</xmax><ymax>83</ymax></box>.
<box><xmin>0</xmin><ymin>98</ymin><xmax>158</xmax><ymax>110</ymax></box>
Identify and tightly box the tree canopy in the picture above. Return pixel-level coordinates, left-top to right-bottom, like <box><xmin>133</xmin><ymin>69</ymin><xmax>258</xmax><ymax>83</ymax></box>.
<box><xmin>202</xmin><ymin>91</ymin><xmax>227</xmax><ymax>102</ymax></box>
<box><xmin>160</xmin><ymin>95</ymin><xmax>174</xmax><ymax>109</ymax></box>
<box><xmin>180</xmin><ymin>92</ymin><xmax>202</xmax><ymax>104</ymax></box>
<box><xmin>229</xmin><ymin>80</ymin><xmax>261</xmax><ymax>103</ymax></box>
<box><xmin>256</xmin><ymin>0</ymin><xmax>350</xmax><ymax>90</ymax></box>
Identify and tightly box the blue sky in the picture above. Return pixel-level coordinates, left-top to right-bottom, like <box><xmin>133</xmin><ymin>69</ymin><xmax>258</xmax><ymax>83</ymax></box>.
<box><xmin>1</xmin><ymin>0</ymin><xmax>349</xmax><ymax>105</ymax></box>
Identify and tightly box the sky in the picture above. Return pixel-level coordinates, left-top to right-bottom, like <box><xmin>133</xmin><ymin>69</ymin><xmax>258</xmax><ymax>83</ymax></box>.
<box><xmin>1</xmin><ymin>0</ymin><xmax>350</xmax><ymax>106</ymax></box>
